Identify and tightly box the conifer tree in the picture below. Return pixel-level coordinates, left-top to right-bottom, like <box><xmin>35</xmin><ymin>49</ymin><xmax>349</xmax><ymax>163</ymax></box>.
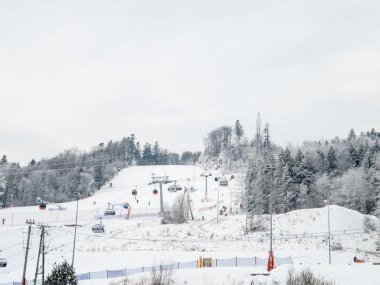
<box><xmin>152</xmin><ymin>141</ymin><xmax>160</xmax><ymax>165</ymax></box>
<box><xmin>326</xmin><ymin>147</ymin><xmax>338</xmax><ymax>175</ymax></box>
<box><xmin>234</xmin><ymin>120</ymin><xmax>244</xmax><ymax>144</ymax></box>
<box><xmin>0</xmin><ymin>155</ymin><xmax>7</xmax><ymax>165</ymax></box>
<box><xmin>45</xmin><ymin>261</ymin><xmax>78</xmax><ymax>285</ymax></box>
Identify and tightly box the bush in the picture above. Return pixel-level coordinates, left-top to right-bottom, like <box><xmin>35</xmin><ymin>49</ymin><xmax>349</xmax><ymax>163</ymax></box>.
<box><xmin>286</xmin><ymin>268</ymin><xmax>334</xmax><ymax>285</ymax></box>
<box><xmin>363</xmin><ymin>216</ymin><xmax>376</xmax><ymax>233</ymax></box>
<box><xmin>165</xmin><ymin>194</ymin><xmax>190</xmax><ymax>224</ymax></box>
<box><xmin>331</xmin><ymin>242</ymin><xmax>343</xmax><ymax>251</ymax></box>
<box><xmin>150</xmin><ymin>264</ymin><xmax>174</xmax><ymax>285</ymax></box>
<box><xmin>45</xmin><ymin>261</ymin><xmax>78</xmax><ymax>285</ymax></box>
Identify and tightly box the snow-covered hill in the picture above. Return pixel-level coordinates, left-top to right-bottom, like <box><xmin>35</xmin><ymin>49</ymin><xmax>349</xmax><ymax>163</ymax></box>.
<box><xmin>0</xmin><ymin>165</ymin><xmax>379</xmax><ymax>284</ymax></box>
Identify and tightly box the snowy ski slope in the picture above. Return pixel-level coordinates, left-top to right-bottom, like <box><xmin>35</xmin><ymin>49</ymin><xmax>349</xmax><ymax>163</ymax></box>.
<box><xmin>1</xmin><ymin>165</ymin><xmax>379</xmax><ymax>284</ymax></box>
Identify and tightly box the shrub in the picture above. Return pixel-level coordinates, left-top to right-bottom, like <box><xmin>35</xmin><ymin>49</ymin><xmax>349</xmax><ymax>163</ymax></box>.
<box><xmin>150</xmin><ymin>264</ymin><xmax>174</xmax><ymax>285</ymax></box>
<box><xmin>286</xmin><ymin>268</ymin><xmax>334</xmax><ymax>285</ymax></box>
<box><xmin>164</xmin><ymin>194</ymin><xmax>190</xmax><ymax>224</ymax></box>
<box><xmin>331</xmin><ymin>242</ymin><xmax>343</xmax><ymax>251</ymax></box>
<box><xmin>363</xmin><ymin>216</ymin><xmax>376</xmax><ymax>233</ymax></box>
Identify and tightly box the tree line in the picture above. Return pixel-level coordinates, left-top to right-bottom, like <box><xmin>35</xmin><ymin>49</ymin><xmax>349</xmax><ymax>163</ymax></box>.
<box><xmin>0</xmin><ymin>134</ymin><xmax>200</xmax><ymax>207</ymax></box>
<box><xmin>203</xmin><ymin>121</ymin><xmax>380</xmax><ymax>217</ymax></box>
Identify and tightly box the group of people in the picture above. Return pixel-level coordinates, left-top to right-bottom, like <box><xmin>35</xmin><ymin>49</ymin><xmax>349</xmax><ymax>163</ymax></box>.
<box><xmin>353</xmin><ymin>256</ymin><xmax>365</xmax><ymax>263</ymax></box>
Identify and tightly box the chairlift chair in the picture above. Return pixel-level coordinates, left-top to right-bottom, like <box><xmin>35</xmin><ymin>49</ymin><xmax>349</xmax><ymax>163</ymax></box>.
<box><xmin>168</xmin><ymin>181</ymin><xmax>182</xmax><ymax>192</ymax></box>
<box><xmin>0</xmin><ymin>258</ymin><xmax>7</xmax><ymax>267</ymax></box>
<box><xmin>104</xmin><ymin>204</ymin><xmax>115</xmax><ymax>215</ymax></box>
<box><xmin>219</xmin><ymin>179</ymin><xmax>229</xmax><ymax>187</ymax></box>
<box><xmin>122</xmin><ymin>202</ymin><xmax>130</xmax><ymax>209</ymax></box>
<box><xmin>92</xmin><ymin>223</ymin><xmax>105</xmax><ymax>233</ymax></box>
<box><xmin>104</xmin><ymin>208</ymin><xmax>116</xmax><ymax>215</ymax></box>
<box><xmin>132</xmin><ymin>189</ymin><xmax>137</xmax><ymax>196</ymax></box>
<box><xmin>153</xmin><ymin>189</ymin><xmax>158</xmax><ymax>195</ymax></box>
<box><xmin>39</xmin><ymin>202</ymin><xmax>47</xmax><ymax>210</ymax></box>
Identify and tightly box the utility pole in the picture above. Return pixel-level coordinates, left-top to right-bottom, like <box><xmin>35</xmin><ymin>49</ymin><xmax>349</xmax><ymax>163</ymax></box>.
<box><xmin>42</xmin><ymin>225</ymin><xmax>46</xmax><ymax>283</ymax></box>
<box><xmin>263</xmin><ymin>123</ymin><xmax>275</xmax><ymax>272</ymax></box>
<box><xmin>22</xmin><ymin>219</ymin><xmax>34</xmax><ymax>285</ymax></box>
<box><xmin>200</xmin><ymin>170</ymin><xmax>212</xmax><ymax>202</ymax></box>
<box><xmin>72</xmin><ymin>192</ymin><xmax>80</xmax><ymax>267</ymax></box>
<box><xmin>149</xmin><ymin>173</ymin><xmax>172</xmax><ymax>217</ymax></box>
<box><xmin>34</xmin><ymin>225</ymin><xmax>47</xmax><ymax>285</ymax></box>
<box><xmin>34</xmin><ymin>226</ymin><xmax>43</xmax><ymax>285</ymax></box>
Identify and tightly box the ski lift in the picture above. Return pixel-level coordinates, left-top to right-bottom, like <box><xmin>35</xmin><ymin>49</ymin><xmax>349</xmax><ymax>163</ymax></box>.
<box><xmin>219</xmin><ymin>179</ymin><xmax>229</xmax><ymax>187</ymax></box>
<box><xmin>214</xmin><ymin>177</ymin><xmax>219</xmax><ymax>182</ymax></box>
<box><xmin>122</xmin><ymin>202</ymin><xmax>129</xmax><ymax>209</ymax></box>
<box><xmin>104</xmin><ymin>204</ymin><xmax>115</xmax><ymax>215</ymax></box>
<box><xmin>230</xmin><ymin>175</ymin><xmax>235</xmax><ymax>180</ymax></box>
<box><xmin>39</xmin><ymin>202</ymin><xmax>47</xmax><ymax>210</ymax></box>
<box><xmin>92</xmin><ymin>220</ymin><xmax>105</xmax><ymax>233</ymax></box>
<box><xmin>153</xmin><ymin>189</ymin><xmax>158</xmax><ymax>195</ymax></box>
<box><xmin>132</xmin><ymin>189</ymin><xmax>137</xmax><ymax>196</ymax></box>
<box><xmin>189</xmin><ymin>187</ymin><xmax>197</xmax><ymax>193</ymax></box>
<box><xmin>168</xmin><ymin>181</ymin><xmax>182</xmax><ymax>192</ymax></box>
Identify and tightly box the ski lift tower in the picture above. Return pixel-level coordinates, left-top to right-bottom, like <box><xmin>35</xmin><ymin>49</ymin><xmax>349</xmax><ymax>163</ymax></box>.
<box><xmin>149</xmin><ymin>173</ymin><xmax>172</xmax><ymax>217</ymax></box>
<box><xmin>200</xmin><ymin>170</ymin><xmax>212</xmax><ymax>202</ymax></box>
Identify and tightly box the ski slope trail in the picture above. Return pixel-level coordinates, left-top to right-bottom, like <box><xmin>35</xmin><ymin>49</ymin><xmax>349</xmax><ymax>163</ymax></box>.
<box><xmin>0</xmin><ymin>165</ymin><xmax>235</xmax><ymax>226</ymax></box>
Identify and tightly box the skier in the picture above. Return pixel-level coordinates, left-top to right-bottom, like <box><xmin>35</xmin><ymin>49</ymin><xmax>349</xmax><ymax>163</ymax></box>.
<box><xmin>2</xmin><ymin>218</ymin><xmax>5</xmax><ymax>225</ymax></box>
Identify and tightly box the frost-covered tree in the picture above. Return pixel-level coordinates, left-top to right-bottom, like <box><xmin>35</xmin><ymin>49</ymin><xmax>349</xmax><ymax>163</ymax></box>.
<box><xmin>152</xmin><ymin>141</ymin><xmax>160</xmax><ymax>165</ymax></box>
<box><xmin>326</xmin><ymin>147</ymin><xmax>338</xmax><ymax>175</ymax></box>
<box><xmin>234</xmin><ymin>120</ymin><xmax>244</xmax><ymax>144</ymax></box>
<box><xmin>0</xmin><ymin>155</ymin><xmax>7</xmax><ymax>165</ymax></box>
<box><xmin>348</xmin><ymin>128</ymin><xmax>357</xmax><ymax>140</ymax></box>
<box><xmin>45</xmin><ymin>261</ymin><xmax>78</xmax><ymax>285</ymax></box>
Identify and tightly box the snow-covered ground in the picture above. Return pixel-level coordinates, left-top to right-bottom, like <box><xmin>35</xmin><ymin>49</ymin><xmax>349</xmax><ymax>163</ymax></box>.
<box><xmin>0</xmin><ymin>165</ymin><xmax>379</xmax><ymax>284</ymax></box>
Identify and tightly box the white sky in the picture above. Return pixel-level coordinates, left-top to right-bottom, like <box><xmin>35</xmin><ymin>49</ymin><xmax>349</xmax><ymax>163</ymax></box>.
<box><xmin>0</xmin><ymin>0</ymin><xmax>379</xmax><ymax>165</ymax></box>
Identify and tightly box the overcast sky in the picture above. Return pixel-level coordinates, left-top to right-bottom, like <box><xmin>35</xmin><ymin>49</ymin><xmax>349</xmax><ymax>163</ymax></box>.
<box><xmin>0</xmin><ymin>0</ymin><xmax>379</xmax><ymax>165</ymax></box>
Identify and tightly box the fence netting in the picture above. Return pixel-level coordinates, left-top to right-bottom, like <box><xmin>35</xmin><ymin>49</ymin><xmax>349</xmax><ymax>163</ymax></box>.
<box><xmin>1</xmin><ymin>256</ymin><xmax>292</xmax><ymax>284</ymax></box>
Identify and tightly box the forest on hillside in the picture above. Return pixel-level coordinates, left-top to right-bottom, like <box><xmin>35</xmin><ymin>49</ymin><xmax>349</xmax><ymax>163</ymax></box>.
<box><xmin>0</xmin><ymin>134</ymin><xmax>200</xmax><ymax>207</ymax></box>
<box><xmin>202</xmin><ymin>120</ymin><xmax>380</xmax><ymax>222</ymax></box>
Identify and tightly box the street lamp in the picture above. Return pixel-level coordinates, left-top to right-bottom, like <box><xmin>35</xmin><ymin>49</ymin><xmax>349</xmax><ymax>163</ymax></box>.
<box><xmin>324</xmin><ymin>200</ymin><xmax>331</xmax><ymax>265</ymax></box>
<box><xmin>55</xmin><ymin>204</ymin><xmax>62</xmax><ymax>222</ymax></box>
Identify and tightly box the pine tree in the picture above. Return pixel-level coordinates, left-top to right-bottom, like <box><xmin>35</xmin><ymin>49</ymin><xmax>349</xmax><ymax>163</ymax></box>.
<box><xmin>94</xmin><ymin>163</ymin><xmax>104</xmax><ymax>189</ymax></box>
<box><xmin>28</xmin><ymin>159</ymin><xmax>36</xmax><ymax>167</ymax></box>
<box><xmin>152</xmin><ymin>141</ymin><xmax>160</xmax><ymax>165</ymax></box>
<box><xmin>348</xmin><ymin>128</ymin><xmax>356</xmax><ymax>140</ymax></box>
<box><xmin>45</xmin><ymin>261</ymin><xmax>78</xmax><ymax>285</ymax></box>
<box><xmin>293</xmin><ymin>150</ymin><xmax>313</xmax><ymax>188</ymax></box>
<box><xmin>0</xmin><ymin>155</ymin><xmax>7</xmax><ymax>165</ymax></box>
<box><xmin>234</xmin><ymin>120</ymin><xmax>244</xmax><ymax>144</ymax></box>
<box><xmin>142</xmin><ymin>143</ymin><xmax>152</xmax><ymax>164</ymax></box>
<box><xmin>326</xmin><ymin>147</ymin><xmax>337</xmax><ymax>175</ymax></box>
<box><xmin>348</xmin><ymin>144</ymin><xmax>360</xmax><ymax>167</ymax></box>
<box><xmin>134</xmin><ymin>141</ymin><xmax>141</xmax><ymax>163</ymax></box>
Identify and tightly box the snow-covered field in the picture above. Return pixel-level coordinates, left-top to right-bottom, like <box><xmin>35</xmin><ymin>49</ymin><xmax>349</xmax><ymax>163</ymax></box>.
<box><xmin>0</xmin><ymin>165</ymin><xmax>379</xmax><ymax>284</ymax></box>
